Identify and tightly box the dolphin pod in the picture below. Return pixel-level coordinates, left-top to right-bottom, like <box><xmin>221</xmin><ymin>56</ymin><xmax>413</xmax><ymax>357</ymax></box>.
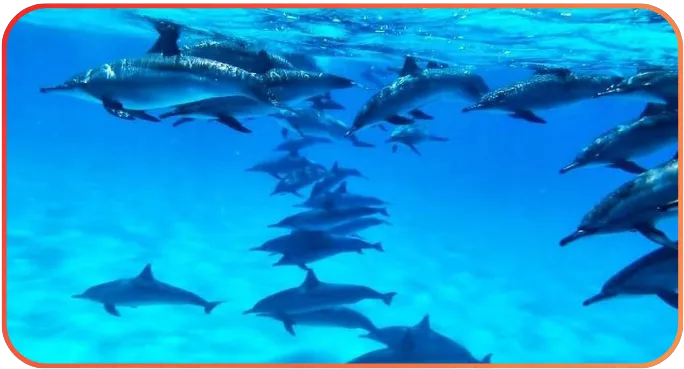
<box><xmin>41</xmin><ymin>12</ymin><xmax>680</xmax><ymax>364</ymax></box>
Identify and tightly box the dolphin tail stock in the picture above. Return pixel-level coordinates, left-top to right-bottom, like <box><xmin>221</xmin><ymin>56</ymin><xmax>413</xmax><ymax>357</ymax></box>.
<box><xmin>381</xmin><ymin>292</ymin><xmax>398</xmax><ymax>306</ymax></box>
<box><xmin>480</xmin><ymin>354</ymin><xmax>494</xmax><ymax>364</ymax></box>
<box><xmin>582</xmin><ymin>291</ymin><xmax>616</xmax><ymax>307</ymax></box>
<box><xmin>559</xmin><ymin>229</ymin><xmax>593</xmax><ymax>247</ymax></box>
<box><xmin>655</xmin><ymin>291</ymin><xmax>678</xmax><ymax>309</ymax></box>
<box><xmin>608</xmin><ymin>159</ymin><xmax>647</xmax><ymax>175</ymax></box>
<box><xmin>509</xmin><ymin>110</ymin><xmax>547</xmax><ymax>124</ymax></box>
<box><xmin>634</xmin><ymin>223</ymin><xmax>677</xmax><ymax>249</ymax></box>
<box><xmin>204</xmin><ymin>301</ymin><xmax>224</xmax><ymax>315</ymax></box>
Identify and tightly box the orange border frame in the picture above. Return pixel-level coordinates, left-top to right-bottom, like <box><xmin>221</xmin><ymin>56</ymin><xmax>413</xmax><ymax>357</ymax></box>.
<box><xmin>1</xmin><ymin>2</ymin><xmax>682</xmax><ymax>368</ymax></box>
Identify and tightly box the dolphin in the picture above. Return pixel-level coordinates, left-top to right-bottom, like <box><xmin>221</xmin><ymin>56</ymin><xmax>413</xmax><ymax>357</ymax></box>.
<box><xmin>72</xmin><ymin>264</ymin><xmax>222</xmax><ymax>317</ymax></box>
<box><xmin>583</xmin><ymin>246</ymin><xmax>678</xmax><ymax>309</ymax></box>
<box><xmin>327</xmin><ymin>217</ymin><xmax>393</xmax><ymax>237</ymax></box>
<box><xmin>245</xmin><ymin>152</ymin><xmax>326</xmax><ymax>180</ymax></box>
<box><xmin>360</xmin><ymin>314</ymin><xmax>494</xmax><ymax>364</ymax></box>
<box><xmin>261</xmin><ymin>69</ymin><xmax>358</xmax><ymax>105</ymax></box>
<box><xmin>594</xmin><ymin>69</ymin><xmax>677</xmax><ymax>106</ymax></box>
<box><xmin>306</xmin><ymin>92</ymin><xmax>346</xmax><ymax>111</ymax></box>
<box><xmin>271</xmin><ymin>108</ymin><xmax>375</xmax><ymax>148</ymax></box>
<box><xmin>273</xmin><ymin>236</ymin><xmax>384</xmax><ymax>270</ymax></box>
<box><xmin>267</xmin><ymin>206</ymin><xmax>390</xmax><ymax>231</ymax></box>
<box><xmin>244</xmin><ymin>269</ymin><xmax>397</xmax><ymax>318</ymax></box>
<box><xmin>309</xmin><ymin>162</ymin><xmax>367</xmax><ymax>199</ymax></box>
<box><xmin>275</xmin><ymin>137</ymin><xmax>333</xmax><ymax>155</ymax></box>
<box><xmin>386</xmin><ymin>124</ymin><xmax>450</xmax><ymax>156</ymax></box>
<box><xmin>462</xmin><ymin>67</ymin><xmax>623</xmax><ymax>124</ymax></box>
<box><xmin>560</xmin><ymin>104</ymin><xmax>677</xmax><ymax>175</ymax></box>
<box><xmin>250</xmin><ymin>230</ymin><xmax>334</xmax><ymax>255</ymax></box>
<box><xmin>270</xmin><ymin>165</ymin><xmax>329</xmax><ymax>197</ymax></box>
<box><xmin>294</xmin><ymin>181</ymin><xmax>389</xmax><ymax>210</ymax></box>
<box><xmin>346</xmin><ymin>57</ymin><xmax>490</xmax><ymax>135</ymax></box>
<box><xmin>158</xmin><ymin>95</ymin><xmax>279</xmax><ymax>133</ymax></box>
<box><xmin>256</xmin><ymin>307</ymin><xmax>379</xmax><ymax>336</ymax></box>
<box><xmin>560</xmin><ymin>155</ymin><xmax>678</xmax><ymax>249</ymax></box>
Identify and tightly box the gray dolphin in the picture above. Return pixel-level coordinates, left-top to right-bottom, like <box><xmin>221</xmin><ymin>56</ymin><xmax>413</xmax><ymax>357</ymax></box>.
<box><xmin>270</xmin><ymin>165</ymin><xmax>329</xmax><ymax>197</ymax></box>
<box><xmin>243</xmin><ymin>269</ymin><xmax>397</xmax><ymax>318</ymax></box>
<box><xmin>462</xmin><ymin>67</ymin><xmax>623</xmax><ymax>124</ymax></box>
<box><xmin>295</xmin><ymin>181</ymin><xmax>389</xmax><ymax>210</ymax></box>
<box><xmin>246</xmin><ymin>152</ymin><xmax>326</xmax><ymax>180</ymax></box>
<box><xmin>583</xmin><ymin>246</ymin><xmax>678</xmax><ymax>309</ymax></box>
<box><xmin>346</xmin><ymin>57</ymin><xmax>489</xmax><ymax>135</ymax></box>
<box><xmin>309</xmin><ymin>162</ymin><xmax>367</xmax><ymax>199</ymax></box>
<box><xmin>560</xmin><ymin>155</ymin><xmax>678</xmax><ymax>248</ymax></box>
<box><xmin>327</xmin><ymin>217</ymin><xmax>393</xmax><ymax>237</ymax></box>
<box><xmin>72</xmin><ymin>264</ymin><xmax>222</xmax><ymax>317</ymax></box>
<box><xmin>275</xmin><ymin>137</ymin><xmax>333</xmax><ymax>155</ymax></box>
<box><xmin>386</xmin><ymin>124</ymin><xmax>450</xmax><ymax>156</ymax></box>
<box><xmin>560</xmin><ymin>104</ymin><xmax>677</xmax><ymax>175</ymax></box>
<box><xmin>273</xmin><ymin>236</ymin><xmax>384</xmax><ymax>270</ymax></box>
<box><xmin>267</xmin><ymin>206</ymin><xmax>390</xmax><ymax>231</ymax></box>
<box><xmin>256</xmin><ymin>306</ymin><xmax>378</xmax><ymax>336</ymax></box>
<box><xmin>594</xmin><ymin>69</ymin><xmax>677</xmax><ymax>106</ymax></box>
<box><xmin>271</xmin><ymin>108</ymin><xmax>375</xmax><ymax>148</ymax></box>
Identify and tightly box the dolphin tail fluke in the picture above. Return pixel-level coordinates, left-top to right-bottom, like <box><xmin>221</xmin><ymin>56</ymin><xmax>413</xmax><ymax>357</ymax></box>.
<box><xmin>145</xmin><ymin>17</ymin><xmax>182</xmax><ymax>57</ymax></box>
<box><xmin>372</xmin><ymin>242</ymin><xmax>384</xmax><ymax>252</ymax></box>
<box><xmin>392</xmin><ymin>144</ymin><xmax>399</xmax><ymax>153</ymax></box>
<box><xmin>481</xmin><ymin>354</ymin><xmax>494</xmax><ymax>364</ymax></box>
<box><xmin>381</xmin><ymin>292</ymin><xmax>397</xmax><ymax>306</ymax></box>
<box><xmin>656</xmin><ymin>291</ymin><xmax>678</xmax><ymax>309</ymax></box>
<box><xmin>204</xmin><ymin>301</ymin><xmax>223</xmax><ymax>315</ymax></box>
<box><xmin>582</xmin><ymin>292</ymin><xmax>614</xmax><ymax>307</ymax></box>
<box><xmin>101</xmin><ymin>98</ymin><xmax>161</xmax><ymax>123</ymax></box>
<box><xmin>608</xmin><ymin>159</ymin><xmax>646</xmax><ymax>175</ymax></box>
<box><xmin>509</xmin><ymin>110</ymin><xmax>547</xmax><ymax>124</ymax></box>
<box><xmin>214</xmin><ymin>114</ymin><xmax>253</xmax><ymax>134</ymax></box>
<box><xmin>559</xmin><ymin>229</ymin><xmax>591</xmax><ymax>247</ymax></box>
<box><xmin>104</xmin><ymin>304</ymin><xmax>121</xmax><ymax>317</ymax></box>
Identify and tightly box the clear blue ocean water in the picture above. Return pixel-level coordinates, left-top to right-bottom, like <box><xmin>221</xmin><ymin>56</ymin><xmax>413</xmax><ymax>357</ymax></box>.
<box><xmin>4</xmin><ymin>7</ymin><xmax>680</xmax><ymax>365</ymax></box>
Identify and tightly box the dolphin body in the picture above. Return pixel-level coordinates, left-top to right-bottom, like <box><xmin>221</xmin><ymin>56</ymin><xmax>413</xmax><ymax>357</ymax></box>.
<box><xmin>270</xmin><ymin>165</ymin><xmax>329</xmax><ymax>197</ymax></box>
<box><xmin>327</xmin><ymin>217</ymin><xmax>393</xmax><ymax>237</ymax></box>
<box><xmin>250</xmin><ymin>230</ymin><xmax>334</xmax><ymax>255</ymax></box>
<box><xmin>273</xmin><ymin>236</ymin><xmax>384</xmax><ymax>270</ymax></box>
<box><xmin>595</xmin><ymin>69</ymin><xmax>678</xmax><ymax>106</ymax></box>
<box><xmin>256</xmin><ymin>307</ymin><xmax>379</xmax><ymax>336</ymax></box>
<box><xmin>244</xmin><ymin>269</ymin><xmax>397</xmax><ymax>319</ymax></box>
<box><xmin>462</xmin><ymin>67</ymin><xmax>624</xmax><ymax>124</ymax></box>
<box><xmin>295</xmin><ymin>181</ymin><xmax>389</xmax><ymax>210</ymax></box>
<box><xmin>560</xmin><ymin>155</ymin><xmax>679</xmax><ymax>249</ymax></box>
<box><xmin>272</xmin><ymin>108</ymin><xmax>375</xmax><ymax>148</ymax></box>
<box><xmin>72</xmin><ymin>264</ymin><xmax>222</xmax><ymax>317</ymax></box>
<box><xmin>583</xmin><ymin>246</ymin><xmax>678</xmax><ymax>309</ymax></box>
<box><xmin>560</xmin><ymin>103</ymin><xmax>678</xmax><ymax>175</ymax></box>
<box><xmin>246</xmin><ymin>152</ymin><xmax>326</xmax><ymax>180</ymax></box>
<box><xmin>359</xmin><ymin>315</ymin><xmax>493</xmax><ymax>364</ymax></box>
<box><xmin>267</xmin><ymin>206</ymin><xmax>390</xmax><ymax>231</ymax></box>
<box><xmin>346</xmin><ymin>56</ymin><xmax>490</xmax><ymax>135</ymax></box>
<box><xmin>386</xmin><ymin>124</ymin><xmax>450</xmax><ymax>156</ymax></box>
<box><xmin>309</xmin><ymin>162</ymin><xmax>367</xmax><ymax>199</ymax></box>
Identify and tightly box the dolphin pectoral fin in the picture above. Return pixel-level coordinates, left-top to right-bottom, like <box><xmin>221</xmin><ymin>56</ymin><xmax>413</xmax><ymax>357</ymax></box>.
<box><xmin>385</xmin><ymin>115</ymin><xmax>414</xmax><ymax>125</ymax></box>
<box><xmin>104</xmin><ymin>304</ymin><xmax>121</xmax><ymax>317</ymax></box>
<box><xmin>408</xmin><ymin>109</ymin><xmax>434</xmax><ymax>120</ymax></box>
<box><xmin>275</xmin><ymin>313</ymin><xmax>297</xmax><ymax>336</ymax></box>
<box><xmin>427</xmin><ymin>135</ymin><xmax>449</xmax><ymax>142</ymax></box>
<box><xmin>559</xmin><ymin>229</ymin><xmax>592</xmax><ymax>247</ymax></box>
<box><xmin>102</xmin><ymin>99</ymin><xmax>135</xmax><ymax>121</ymax></box>
<box><xmin>350</xmin><ymin>135</ymin><xmax>375</xmax><ymax>148</ymax></box>
<box><xmin>608</xmin><ymin>159</ymin><xmax>647</xmax><ymax>174</ymax></box>
<box><xmin>392</xmin><ymin>144</ymin><xmax>398</xmax><ymax>153</ymax></box>
<box><xmin>280</xmin><ymin>128</ymin><xmax>289</xmax><ymax>139</ymax></box>
<box><xmin>407</xmin><ymin>143</ymin><xmax>422</xmax><ymax>156</ymax></box>
<box><xmin>509</xmin><ymin>110</ymin><xmax>547</xmax><ymax>124</ymax></box>
<box><xmin>128</xmin><ymin>110</ymin><xmax>161</xmax><ymax>122</ymax></box>
<box><xmin>171</xmin><ymin>117</ymin><xmax>195</xmax><ymax>127</ymax></box>
<box><xmin>376</xmin><ymin>124</ymin><xmax>388</xmax><ymax>132</ymax></box>
<box><xmin>635</xmin><ymin>223</ymin><xmax>676</xmax><ymax>248</ymax></box>
<box><xmin>215</xmin><ymin>114</ymin><xmax>252</xmax><ymax>134</ymax></box>
<box><xmin>656</xmin><ymin>291</ymin><xmax>678</xmax><ymax>309</ymax></box>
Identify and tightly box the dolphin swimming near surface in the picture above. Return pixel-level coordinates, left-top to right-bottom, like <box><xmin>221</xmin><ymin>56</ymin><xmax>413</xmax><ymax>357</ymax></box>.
<box><xmin>346</xmin><ymin>56</ymin><xmax>489</xmax><ymax>136</ymax></box>
<box><xmin>256</xmin><ymin>306</ymin><xmax>379</xmax><ymax>336</ymax></box>
<box><xmin>582</xmin><ymin>246</ymin><xmax>678</xmax><ymax>309</ymax></box>
<box><xmin>268</xmin><ymin>206</ymin><xmax>390</xmax><ymax>231</ymax></box>
<box><xmin>559</xmin><ymin>103</ymin><xmax>678</xmax><ymax>175</ymax></box>
<box><xmin>461</xmin><ymin>66</ymin><xmax>624</xmax><ymax>123</ymax></box>
<box><xmin>243</xmin><ymin>269</ymin><xmax>397</xmax><ymax>318</ymax></box>
<box><xmin>594</xmin><ymin>69</ymin><xmax>677</xmax><ymax>106</ymax></box>
<box><xmin>386</xmin><ymin>124</ymin><xmax>450</xmax><ymax>156</ymax></box>
<box><xmin>559</xmin><ymin>155</ymin><xmax>679</xmax><ymax>249</ymax></box>
<box><xmin>273</xmin><ymin>236</ymin><xmax>384</xmax><ymax>270</ymax></box>
<box><xmin>72</xmin><ymin>264</ymin><xmax>222</xmax><ymax>317</ymax></box>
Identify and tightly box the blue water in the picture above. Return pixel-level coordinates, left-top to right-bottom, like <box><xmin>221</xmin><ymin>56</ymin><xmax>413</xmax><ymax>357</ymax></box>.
<box><xmin>5</xmin><ymin>7</ymin><xmax>679</xmax><ymax>365</ymax></box>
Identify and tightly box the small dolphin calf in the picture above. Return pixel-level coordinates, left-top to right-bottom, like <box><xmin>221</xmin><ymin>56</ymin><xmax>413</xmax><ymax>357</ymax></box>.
<box><xmin>295</xmin><ymin>181</ymin><xmax>389</xmax><ymax>210</ymax></box>
<box><xmin>386</xmin><ymin>124</ymin><xmax>450</xmax><ymax>156</ymax></box>
<box><xmin>595</xmin><ymin>69</ymin><xmax>677</xmax><ymax>106</ymax></box>
<box><xmin>244</xmin><ymin>269</ymin><xmax>397</xmax><ymax>318</ymax></box>
<box><xmin>272</xmin><ymin>108</ymin><xmax>375</xmax><ymax>148</ymax></box>
<box><xmin>273</xmin><ymin>236</ymin><xmax>384</xmax><ymax>270</ymax></box>
<box><xmin>72</xmin><ymin>264</ymin><xmax>222</xmax><ymax>317</ymax></box>
<box><xmin>328</xmin><ymin>217</ymin><xmax>393</xmax><ymax>237</ymax></box>
<box><xmin>347</xmin><ymin>57</ymin><xmax>490</xmax><ymax>135</ymax></box>
<box><xmin>256</xmin><ymin>306</ymin><xmax>378</xmax><ymax>336</ymax></box>
<box><xmin>268</xmin><ymin>206</ymin><xmax>390</xmax><ymax>231</ymax></box>
<box><xmin>560</xmin><ymin>103</ymin><xmax>677</xmax><ymax>175</ymax></box>
<box><xmin>560</xmin><ymin>156</ymin><xmax>678</xmax><ymax>248</ymax></box>
<box><xmin>270</xmin><ymin>165</ymin><xmax>329</xmax><ymax>197</ymax></box>
<box><xmin>583</xmin><ymin>246</ymin><xmax>678</xmax><ymax>309</ymax></box>
<box><xmin>309</xmin><ymin>162</ymin><xmax>367</xmax><ymax>199</ymax></box>
<box><xmin>275</xmin><ymin>136</ymin><xmax>333</xmax><ymax>155</ymax></box>
<box><xmin>246</xmin><ymin>152</ymin><xmax>325</xmax><ymax>180</ymax></box>
<box><xmin>462</xmin><ymin>67</ymin><xmax>623</xmax><ymax>124</ymax></box>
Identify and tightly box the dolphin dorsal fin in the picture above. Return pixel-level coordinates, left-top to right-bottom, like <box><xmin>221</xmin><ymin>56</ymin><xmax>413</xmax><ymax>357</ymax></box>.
<box><xmin>331</xmin><ymin>161</ymin><xmax>339</xmax><ymax>173</ymax></box>
<box><xmin>639</xmin><ymin>103</ymin><xmax>668</xmax><ymax>118</ymax></box>
<box><xmin>426</xmin><ymin>61</ymin><xmax>449</xmax><ymax>69</ymax></box>
<box><xmin>415</xmin><ymin>314</ymin><xmax>431</xmax><ymax>332</ymax></box>
<box><xmin>399</xmin><ymin>56</ymin><xmax>422</xmax><ymax>77</ymax></box>
<box><xmin>137</xmin><ymin>264</ymin><xmax>154</xmax><ymax>281</ymax></box>
<box><xmin>335</xmin><ymin>181</ymin><xmax>348</xmax><ymax>194</ymax></box>
<box><xmin>399</xmin><ymin>330</ymin><xmax>415</xmax><ymax>352</ymax></box>
<box><xmin>301</xmin><ymin>269</ymin><xmax>321</xmax><ymax>290</ymax></box>
<box><xmin>256</xmin><ymin>50</ymin><xmax>276</xmax><ymax>73</ymax></box>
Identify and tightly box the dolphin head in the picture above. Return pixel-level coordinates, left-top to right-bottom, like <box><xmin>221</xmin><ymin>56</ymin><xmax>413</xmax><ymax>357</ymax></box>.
<box><xmin>72</xmin><ymin>282</ymin><xmax>117</xmax><ymax>303</ymax></box>
<box><xmin>323</xmin><ymin>74</ymin><xmax>357</xmax><ymax>90</ymax></box>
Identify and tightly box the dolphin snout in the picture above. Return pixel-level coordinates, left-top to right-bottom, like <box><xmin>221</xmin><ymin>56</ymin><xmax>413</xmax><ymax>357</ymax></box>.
<box><xmin>71</xmin><ymin>294</ymin><xmax>86</xmax><ymax>299</ymax></box>
<box><xmin>40</xmin><ymin>84</ymin><xmax>72</xmax><ymax>93</ymax></box>
<box><xmin>462</xmin><ymin>103</ymin><xmax>485</xmax><ymax>113</ymax></box>
<box><xmin>559</xmin><ymin>161</ymin><xmax>582</xmax><ymax>174</ymax></box>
